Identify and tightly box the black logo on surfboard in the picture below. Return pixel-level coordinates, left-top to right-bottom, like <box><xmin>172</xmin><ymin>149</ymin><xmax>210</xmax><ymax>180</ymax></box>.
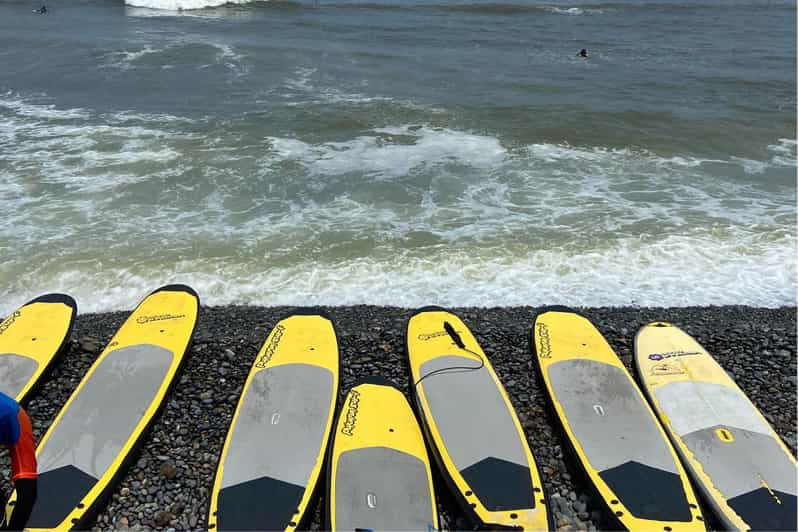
<box><xmin>537</xmin><ymin>323</ymin><xmax>552</xmax><ymax>358</ymax></box>
<box><xmin>136</xmin><ymin>313</ymin><xmax>186</xmax><ymax>324</ymax></box>
<box><xmin>648</xmin><ymin>350</ymin><xmax>700</xmax><ymax>361</ymax></box>
<box><xmin>341</xmin><ymin>390</ymin><xmax>361</xmax><ymax>436</ymax></box>
<box><xmin>418</xmin><ymin>329</ymin><xmax>463</xmax><ymax>341</ymax></box>
<box><xmin>0</xmin><ymin>311</ymin><xmax>21</xmax><ymax>336</ymax></box>
<box><xmin>254</xmin><ymin>324</ymin><xmax>285</xmax><ymax>369</ymax></box>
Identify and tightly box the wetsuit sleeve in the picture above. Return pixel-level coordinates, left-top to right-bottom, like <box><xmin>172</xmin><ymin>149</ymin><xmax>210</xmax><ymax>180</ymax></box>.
<box><xmin>10</xmin><ymin>409</ymin><xmax>37</xmax><ymax>481</ymax></box>
<box><xmin>4</xmin><ymin>409</ymin><xmax>37</xmax><ymax>530</ymax></box>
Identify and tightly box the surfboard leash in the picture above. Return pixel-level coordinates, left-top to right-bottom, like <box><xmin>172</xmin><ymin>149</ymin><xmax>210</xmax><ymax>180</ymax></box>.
<box><xmin>413</xmin><ymin>321</ymin><xmax>485</xmax><ymax>388</ymax></box>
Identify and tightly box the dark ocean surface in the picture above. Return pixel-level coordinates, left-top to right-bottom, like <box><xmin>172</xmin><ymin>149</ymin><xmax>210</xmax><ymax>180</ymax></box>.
<box><xmin>1</xmin><ymin>0</ymin><xmax>795</xmax><ymax>312</ymax></box>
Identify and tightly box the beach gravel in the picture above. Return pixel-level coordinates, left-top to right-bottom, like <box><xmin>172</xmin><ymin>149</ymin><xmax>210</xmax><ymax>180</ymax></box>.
<box><xmin>1</xmin><ymin>305</ymin><xmax>794</xmax><ymax>531</ymax></box>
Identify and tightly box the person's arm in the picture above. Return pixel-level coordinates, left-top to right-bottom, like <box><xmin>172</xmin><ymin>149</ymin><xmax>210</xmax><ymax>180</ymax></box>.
<box><xmin>5</xmin><ymin>408</ymin><xmax>37</xmax><ymax>530</ymax></box>
<box><xmin>6</xmin><ymin>477</ymin><xmax>36</xmax><ymax>531</ymax></box>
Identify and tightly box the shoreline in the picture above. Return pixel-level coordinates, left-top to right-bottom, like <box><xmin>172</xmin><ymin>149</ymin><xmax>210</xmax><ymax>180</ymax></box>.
<box><xmin>5</xmin><ymin>305</ymin><xmax>797</xmax><ymax>530</ymax></box>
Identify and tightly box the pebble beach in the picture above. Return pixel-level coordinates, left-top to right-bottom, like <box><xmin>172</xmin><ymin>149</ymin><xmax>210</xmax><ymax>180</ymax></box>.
<box><xmin>2</xmin><ymin>304</ymin><xmax>795</xmax><ymax>531</ymax></box>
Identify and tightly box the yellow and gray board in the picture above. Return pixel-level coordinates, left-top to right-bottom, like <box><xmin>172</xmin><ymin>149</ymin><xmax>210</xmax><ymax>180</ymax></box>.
<box><xmin>533</xmin><ymin>309</ymin><xmax>705</xmax><ymax>530</ymax></box>
<box><xmin>407</xmin><ymin>307</ymin><xmax>550</xmax><ymax>530</ymax></box>
<box><xmin>636</xmin><ymin>322</ymin><xmax>797</xmax><ymax>531</ymax></box>
<box><xmin>209</xmin><ymin>312</ymin><xmax>339</xmax><ymax>531</ymax></box>
<box><xmin>5</xmin><ymin>285</ymin><xmax>198</xmax><ymax>531</ymax></box>
<box><xmin>0</xmin><ymin>294</ymin><xmax>76</xmax><ymax>403</ymax></box>
<box><xmin>327</xmin><ymin>378</ymin><xmax>438</xmax><ymax>531</ymax></box>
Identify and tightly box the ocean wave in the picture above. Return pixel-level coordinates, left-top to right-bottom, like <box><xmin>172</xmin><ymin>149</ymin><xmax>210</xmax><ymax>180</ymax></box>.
<box><xmin>266</xmin><ymin>125</ymin><xmax>506</xmax><ymax>178</ymax></box>
<box><xmin>101</xmin><ymin>41</ymin><xmax>249</xmax><ymax>76</ymax></box>
<box><xmin>768</xmin><ymin>138</ymin><xmax>797</xmax><ymax>167</ymax></box>
<box><xmin>274</xmin><ymin>66</ymin><xmax>446</xmax><ymax>111</ymax></box>
<box><xmin>729</xmin><ymin>138</ymin><xmax>797</xmax><ymax>175</ymax></box>
<box><xmin>1</xmin><ymin>94</ymin><xmax>794</xmax><ymax>311</ymax></box>
<box><xmin>0</xmin><ymin>93</ymin><xmax>197</xmax><ymax>194</ymax></box>
<box><xmin>1</xmin><ymin>229</ymin><xmax>794</xmax><ymax>314</ymax></box>
<box><xmin>102</xmin><ymin>46</ymin><xmax>165</xmax><ymax>71</ymax></box>
<box><xmin>0</xmin><ymin>93</ymin><xmax>91</xmax><ymax>121</ymax></box>
<box><xmin>124</xmin><ymin>0</ymin><xmax>254</xmax><ymax>10</ymax></box>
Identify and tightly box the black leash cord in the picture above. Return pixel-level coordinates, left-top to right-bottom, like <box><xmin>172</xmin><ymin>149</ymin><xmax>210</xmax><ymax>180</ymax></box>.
<box><xmin>413</xmin><ymin>321</ymin><xmax>485</xmax><ymax>388</ymax></box>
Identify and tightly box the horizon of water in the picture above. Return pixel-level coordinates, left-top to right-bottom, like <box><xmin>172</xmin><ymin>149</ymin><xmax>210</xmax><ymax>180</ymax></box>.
<box><xmin>0</xmin><ymin>0</ymin><xmax>795</xmax><ymax>314</ymax></box>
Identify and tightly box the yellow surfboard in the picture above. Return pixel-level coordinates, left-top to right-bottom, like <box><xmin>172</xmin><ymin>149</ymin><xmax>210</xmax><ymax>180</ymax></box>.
<box><xmin>5</xmin><ymin>285</ymin><xmax>198</xmax><ymax>531</ymax></box>
<box><xmin>209</xmin><ymin>311</ymin><xmax>339</xmax><ymax>532</ymax></box>
<box><xmin>532</xmin><ymin>308</ymin><xmax>705</xmax><ymax>531</ymax></box>
<box><xmin>407</xmin><ymin>307</ymin><xmax>550</xmax><ymax>530</ymax></box>
<box><xmin>327</xmin><ymin>377</ymin><xmax>438</xmax><ymax>531</ymax></box>
<box><xmin>0</xmin><ymin>294</ymin><xmax>76</xmax><ymax>404</ymax></box>
<box><xmin>636</xmin><ymin>322</ymin><xmax>797</xmax><ymax>531</ymax></box>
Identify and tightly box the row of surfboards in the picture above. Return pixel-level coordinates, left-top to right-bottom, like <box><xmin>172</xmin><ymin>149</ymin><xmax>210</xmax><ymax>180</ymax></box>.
<box><xmin>0</xmin><ymin>285</ymin><xmax>795</xmax><ymax>531</ymax></box>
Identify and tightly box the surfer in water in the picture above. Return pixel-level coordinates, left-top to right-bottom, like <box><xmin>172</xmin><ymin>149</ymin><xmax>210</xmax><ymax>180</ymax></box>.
<box><xmin>0</xmin><ymin>392</ymin><xmax>37</xmax><ymax>531</ymax></box>
<box><xmin>33</xmin><ymin>5</ymin><xmax>47</xmax><ymax>14</ymax></box>
<box><xmin>577</xmin><ymin>48</ymin><xmax>588</xmax><ymax>58</ymax></box>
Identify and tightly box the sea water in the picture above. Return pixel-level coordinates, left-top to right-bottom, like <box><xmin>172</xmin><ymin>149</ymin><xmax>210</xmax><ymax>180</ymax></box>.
<box><xmin>0</xmin><ymin>0</ymin><xmax>795</xmax><ymax>312</ymax></box>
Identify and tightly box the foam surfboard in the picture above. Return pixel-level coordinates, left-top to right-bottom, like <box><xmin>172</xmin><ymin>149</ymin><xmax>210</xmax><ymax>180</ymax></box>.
<box><xmin>0</xmin><ymin>294</ymin><xmax>77</xmax><ymax>404</ymax></box>
<box><xmin>208</xmin><ymin>311</ymin><xmax>339</xmax><ymax>531</ymax></box>
<box><xmin>5</xmin><ymin>284</ymin><xmax>198</xmax><ymax>531</ymax></box>
<box><xmin>532</xmin><ymin>308</ymin><xmax>705</xmax><ymax>531</ymax></box>
<box><xmin>327</xmin><ymin>377</ymin><xmax>438</xmax><ymax>531</ymax></box>
<box><xmin>635</xmin><ymin>322</ymin><xmax>797</xmax><ymax>531</ymax></box>
<box><xmin>407</xmin><ymin>307</ymin><xmax>551</xmax><ymax>530</ymax></box>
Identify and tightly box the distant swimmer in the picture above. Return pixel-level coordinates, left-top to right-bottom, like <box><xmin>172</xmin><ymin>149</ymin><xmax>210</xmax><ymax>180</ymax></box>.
<box><xmin>33</xmin><ymin>5</ymin><xmax>47</xmax><ymax>14</ymax></box>
<box><xmin>577</xmin><ymin>48</ymin><xmax>588</xmax><ymax>58</ymax></box>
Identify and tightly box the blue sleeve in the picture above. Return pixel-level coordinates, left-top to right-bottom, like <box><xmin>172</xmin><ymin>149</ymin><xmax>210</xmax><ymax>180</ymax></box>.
<box><xmin>0</xmin><ymin>392</ymin><xmax>21</xmax><ymax>446</ymax></box>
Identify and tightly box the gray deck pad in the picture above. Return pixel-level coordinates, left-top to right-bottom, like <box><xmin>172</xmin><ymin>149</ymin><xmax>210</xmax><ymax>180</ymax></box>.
<box><xmin>655</xmin><ymin>381</ymin><xmax>796</xmax><ymax>510</ymax></box>
<box><xmin>335</xmin><ymin>447</ymin><xmax>435</xmax><ymax>531</ymax></box>
<box><xmin>683</xmin><ymin>426</ymin><xmax>796</xmax><ymax>500</ymax></box>
<box><xmin>0</xmin><ymin>353</ymin><xmax>37</xmax><ymax>399</ymax></box>
<box><xmin>654</xmin><ymin>381</ymin><xmax>771</xmax><ymax>437</ymax></box>
<box><xmin>419</xmin><ymin>355</ymin><xmax>529</xmax><ymax>472</ymax></box>
<box><xmin>548</xmin><ymin>359</ymin><xmax>677</xmax><ymax>474</ymax></box>
<box><xmin>219</xmin><ymin>363</ymin><xmax>334</xmax><ymax>490</ymax></box>
<box><xmin>36</xmin><ymin>344</ymin><xmax>174</xmax><ymax>478</ymax></box>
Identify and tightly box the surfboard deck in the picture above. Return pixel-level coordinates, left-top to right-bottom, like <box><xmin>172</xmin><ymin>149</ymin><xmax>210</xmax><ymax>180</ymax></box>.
<box><xmin>0</xmin><ymin>294</ymin><xmax>76</xmax><ymax>404</ymax></box>
<box><xmin>4</xmin><ymin>284</ymin><xmax>198</xmax><ymax>531</ymax></box>
<box><xmin>327</xmin><ymin>377</ymin><xmax>438</xmax><ymax>532</ymax></box>
<box><xmin>208</xmin><ymin>311</ymin><xmax>339</xmax><ymax>532</ymax></box>
<box><xmin>635</xmin><ymin>321</ymin><xmax>797</xmax><ymax>531</ymax></box>
<box><xmin>532</xmin><ymin>308</ymin><xmax>705</xmax><ymax>531</ymax></box>
<box><xmin>407</xmin><ymin>307</ymin><xmax>550</xmax><ymax>530</ymax></box>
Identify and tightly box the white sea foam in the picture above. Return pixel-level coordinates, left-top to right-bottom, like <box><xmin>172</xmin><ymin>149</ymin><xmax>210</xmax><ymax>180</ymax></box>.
<box><xmin>0</xmin><ymin>93</ymin><xmax>91</xmax><ymax>120</ymax></box>
<box><xmin>546</xmin><ymin>7</ymin><xmax>584</xmax><ymax>15</ymax></box>
<box><xmin>103</xmin><ymin>41</ymin><xmax>248</xmax><ymax>75</ymax></box>
<box><xmin>1</xmin><ymin>94</ymin><xmax>794</xmax><ymax>311</ymax></box>
<box><xmin>210</xmin><ymin>42</ymin><xmax>250</xmax><ymax>76</ymax></box>
<box><xmin>0</xmin><ymin>93</ymin><xmax>195</xmax><ymax>194</ymax></box>
<box><xmin>124</xmin><ymin>0</ymin><xmax>253</xmax><ymax>10</ymax></box>
<box><xmin>1</xmin><ymin>229</ymin><xmax>793</xmax><ymax>316</ymax></box>
<box><xmin>767</xmin><ymin>138</ymin><xmax>797</xmax><ymax>167</ymax></box>
<box><xmin>727</xmin><ymin>139</ymin><xmax>796</xmax><ymax>174</ymax></box>
<box><xmin>102</xmin><ymin>46</ymin><xmax>165</xmax><ymax>70</ymax></box>
<box><xmin>544</xmin><ymin>6</ymin><xmax>604</xmax><ymax>16</ymax></box>
<box><xmin>276</xmin><ymin>67</ymin><xmax>446</xmax><ymax>112</ymax></box>
<box><xmin>266</xmin><ymin>125</ymin><xmax>506</xmax><ymax>179</ymax></box>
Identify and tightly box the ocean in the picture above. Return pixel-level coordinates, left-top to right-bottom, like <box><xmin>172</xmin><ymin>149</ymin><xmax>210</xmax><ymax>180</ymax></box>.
<box><xmin>0</xmin><ymin>0</ymin><xmax>795</xmax><ymax>313</ymax></box>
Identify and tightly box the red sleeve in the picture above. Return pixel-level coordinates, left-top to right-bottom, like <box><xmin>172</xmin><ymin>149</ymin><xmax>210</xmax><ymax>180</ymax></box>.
<box><xmin>10</xmin><ymin>408</ymin><xmax>37</xmax><ymax>481</ymax></box>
